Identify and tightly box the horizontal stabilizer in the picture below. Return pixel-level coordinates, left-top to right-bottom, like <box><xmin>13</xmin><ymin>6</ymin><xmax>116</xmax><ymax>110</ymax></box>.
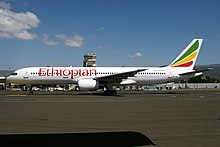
<box><xmin>179</xmin><ymin>68</ymin><xmax>212</xmax><ymax>76</ymax></box>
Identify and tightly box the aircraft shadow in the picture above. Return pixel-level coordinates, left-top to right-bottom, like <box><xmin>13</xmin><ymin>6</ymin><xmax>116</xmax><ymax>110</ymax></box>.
<box><xmin>75</xmin><ymin>92</ymin><xmax>124</xmax><ymax>97</ymax></box>
<box><xmin>143</xmin><ymin>91</ymin><xmax>185</xmax><ymax>95</ymax></box>
<box><xmin>0</xmin><ymin>131</ymin><xmax>155</xmax><ymax>147</ymax></box>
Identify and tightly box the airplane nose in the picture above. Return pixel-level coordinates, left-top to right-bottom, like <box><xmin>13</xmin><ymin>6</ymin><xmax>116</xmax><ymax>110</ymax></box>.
<box><xmin>6</xmin><ymin>76</ymin><xmax>13</xmax><ymax>83</ymax></box>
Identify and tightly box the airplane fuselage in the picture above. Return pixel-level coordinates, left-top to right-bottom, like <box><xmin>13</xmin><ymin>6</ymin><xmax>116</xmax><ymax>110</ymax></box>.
<box><xmin>7</xmin><ymin>66</ymin><xmax>194</xmax><ymax>86</ymax></box>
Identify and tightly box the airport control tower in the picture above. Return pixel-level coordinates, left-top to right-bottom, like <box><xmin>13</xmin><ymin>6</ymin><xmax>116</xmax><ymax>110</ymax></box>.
<box><xmin>83</xmin><ymin>52</ymin><xmax>97</xmax><ymax>67</ymax></box>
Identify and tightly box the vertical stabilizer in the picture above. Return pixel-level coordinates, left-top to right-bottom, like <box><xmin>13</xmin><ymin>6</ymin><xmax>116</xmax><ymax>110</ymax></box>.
<box><xmin>169</xmin><ymin>39</ymin><xmax>203</xmax><ymax>71</ymax></box>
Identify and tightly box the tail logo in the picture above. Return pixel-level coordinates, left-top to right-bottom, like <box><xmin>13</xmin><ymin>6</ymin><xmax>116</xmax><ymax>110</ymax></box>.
<box><xmin>171</xmin><ymin>40</ymin><xmax>199</xmax><ymax>67</ymax></box>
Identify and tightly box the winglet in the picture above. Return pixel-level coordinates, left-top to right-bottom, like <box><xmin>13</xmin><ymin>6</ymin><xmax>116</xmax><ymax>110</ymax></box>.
<box><xmin>169</xmin><ymin>39</ymin><xmax>203</xmax><ymax>71</ymax></box>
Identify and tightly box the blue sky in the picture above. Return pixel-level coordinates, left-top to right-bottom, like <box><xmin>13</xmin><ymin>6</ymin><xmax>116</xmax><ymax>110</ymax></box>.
<box><xmin>0</xmin><ymin>0</ymin><xmax>220</xmax><ymax>70</ymax></box>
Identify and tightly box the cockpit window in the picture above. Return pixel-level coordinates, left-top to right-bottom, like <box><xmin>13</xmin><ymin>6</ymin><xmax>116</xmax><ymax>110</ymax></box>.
<box><xmin>11</xmin><ymin>73</ymin><xmax>18</xmax><ymax>76</ymax></box>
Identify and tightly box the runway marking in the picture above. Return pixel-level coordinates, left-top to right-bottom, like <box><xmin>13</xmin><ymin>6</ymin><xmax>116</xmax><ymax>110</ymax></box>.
<box><xmin>0</xmin><ymin>99</ymin><xmax>142</xmax><ymax>103</ymax></box>
<box><xmin>6</xmin><ymin>95</ymin><xmax>27</xmax><ymax>97</ymax></box>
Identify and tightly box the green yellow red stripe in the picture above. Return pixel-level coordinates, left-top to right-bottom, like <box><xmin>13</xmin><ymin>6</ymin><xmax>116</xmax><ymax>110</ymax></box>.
<box><xmin>171</xmin><ymin>51</ymin><xmax>197</xmax><ymax>67</ymax></box>
<box><xmin>171</xmin><ymin>40</ymin><xmax>199</xmax><ymax>67</ymax></box>
<box><xmin>172</xmin><ymin>61</ymin><xmax>193</xmax><ymax>67</ymax></box>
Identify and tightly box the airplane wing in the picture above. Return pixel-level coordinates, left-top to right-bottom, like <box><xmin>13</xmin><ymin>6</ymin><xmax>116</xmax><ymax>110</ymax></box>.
<box><xmin>95</xmin><ymin>69</ymin><xmax>147</xmax><ymax>83</ymax></box>
<box><xmin>179</xmin><ymin>68</ymin><xmax>212</xmax><ymax>76</ymax></box>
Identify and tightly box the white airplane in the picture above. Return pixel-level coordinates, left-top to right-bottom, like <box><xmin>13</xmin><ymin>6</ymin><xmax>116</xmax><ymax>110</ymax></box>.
<box><xmin>6</xmin><ymin>39</ymin><xmax>209</xmax><ymax>95</ymax></box>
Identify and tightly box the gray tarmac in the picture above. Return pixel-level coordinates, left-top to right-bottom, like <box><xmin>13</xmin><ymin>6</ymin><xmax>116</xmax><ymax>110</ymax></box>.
<box><xmin>0</xmin><ymin>89</ymin><xmax>220</xmax><ymax>146</ymax></box>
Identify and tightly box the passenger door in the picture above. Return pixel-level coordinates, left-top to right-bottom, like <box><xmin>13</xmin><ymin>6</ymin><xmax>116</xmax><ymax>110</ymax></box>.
<box><xmin>23</xmin><ymin>71</ymin><xmax>29</xmax><ymax>79</ymax></box>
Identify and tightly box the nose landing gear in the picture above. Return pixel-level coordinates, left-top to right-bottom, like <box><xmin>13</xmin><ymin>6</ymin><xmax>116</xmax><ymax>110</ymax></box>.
<box><xmin>28</xmin><ymin>86</ymin><xmax>33</xmax><ymax>95</ymax></box>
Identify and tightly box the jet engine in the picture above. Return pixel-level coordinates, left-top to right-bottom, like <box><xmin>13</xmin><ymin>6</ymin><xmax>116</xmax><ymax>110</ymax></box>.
<box><xmin>78</xmin><ymin>79</ymin><xmax>99</xmax><ymax>90</ymax></box>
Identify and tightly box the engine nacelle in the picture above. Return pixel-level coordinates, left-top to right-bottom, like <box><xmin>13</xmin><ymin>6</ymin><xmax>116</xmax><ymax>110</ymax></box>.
<box><xmin>78</xmin><ymin>79</ymin><xmax>99</xmax><ymax>91</ymax></box>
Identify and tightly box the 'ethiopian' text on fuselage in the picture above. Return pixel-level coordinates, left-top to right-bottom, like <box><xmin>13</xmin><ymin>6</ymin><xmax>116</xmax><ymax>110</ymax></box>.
<box><xmin>38</xmin><ymin>68</ymin><xmax>97</xmax><ymax>79</ymax></box>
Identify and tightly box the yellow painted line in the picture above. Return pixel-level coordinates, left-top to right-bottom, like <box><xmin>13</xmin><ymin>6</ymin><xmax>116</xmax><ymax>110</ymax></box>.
<box><xmin>6</xmin><ymin>95</ymin><xmax>27</xmax><ymax>97</ymax></box>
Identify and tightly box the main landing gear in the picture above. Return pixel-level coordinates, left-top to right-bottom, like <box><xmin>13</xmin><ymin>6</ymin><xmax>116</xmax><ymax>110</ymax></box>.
<box><xmin>104</xmin><ymin>84</ymin><xmax>117</xmax><ymax>95</ymax></box>
<box><xmin>104</xmin><ymin>90</ymin><xmax>117</xmax><ymax>95</ymax></box>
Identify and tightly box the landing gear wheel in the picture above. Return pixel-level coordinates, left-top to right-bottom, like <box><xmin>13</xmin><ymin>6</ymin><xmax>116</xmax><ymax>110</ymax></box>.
<box><xmin>75</xmin><ymin>86</ymin><xmax>79</xmax><ymax>91</ymax></box>
<box><xmin>29</xmin><ymin>91</ymin><xmax>33</xmax><ymax>95</ymax></box>
<box><xmin>104</xmin><ymin>90</ymin><xmax>117</xmax><ymax>95</ymax></box>
<box><xmin>112</xmin><ymin>90</ymin><xmax>117</xmax><ymax>95</ymax></box>
<box><xmin>28</xmin><ymin>85</ymin><xmax>33</xmax><ymax>95</ymax></box>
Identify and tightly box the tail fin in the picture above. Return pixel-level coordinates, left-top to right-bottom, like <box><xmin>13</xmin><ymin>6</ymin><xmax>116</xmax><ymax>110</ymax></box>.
<box><xmin>169</xmin><ymin>39</ymin><xmax>203</xmax><ymax>71</ymax></box>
